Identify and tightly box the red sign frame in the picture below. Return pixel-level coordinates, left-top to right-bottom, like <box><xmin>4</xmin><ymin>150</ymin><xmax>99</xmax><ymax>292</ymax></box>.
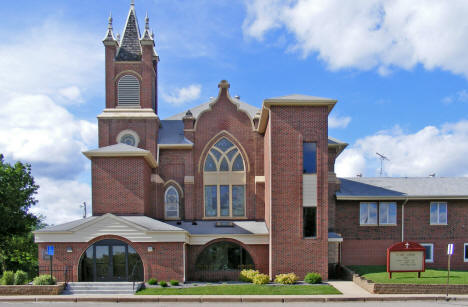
<box><xmin>386</xmin><ymin>241</ymin><xmax>426</xmax><ymax>278</ymax></box>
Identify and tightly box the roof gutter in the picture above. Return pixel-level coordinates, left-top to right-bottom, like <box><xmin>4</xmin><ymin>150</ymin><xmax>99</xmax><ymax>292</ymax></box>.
<box><xmin>336</xmin><ymin>195</ymin><xmax>468</xmax><ymax>200</ymax></box>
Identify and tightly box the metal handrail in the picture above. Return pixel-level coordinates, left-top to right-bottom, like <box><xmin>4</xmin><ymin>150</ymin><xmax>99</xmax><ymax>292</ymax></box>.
<box><xmin>129</xmin><ymin>261</ymin><xmax>142</xmax><ymax>291</ymax></box>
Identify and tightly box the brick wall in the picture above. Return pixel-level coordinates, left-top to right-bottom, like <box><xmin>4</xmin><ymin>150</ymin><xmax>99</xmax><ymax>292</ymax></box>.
<box><xmin>186</xmin><ymin>238</ymin><xmax>269</xmax><ymax>281</ymax></box>
<box><xmin>98</xmin><ymin>118</ymin><xmax>158</xmax><ymax>158</ymax></box>
<box><xmin>268</xmin><ymin>106</ymin><xmax>329</xmax><ymax>280</ymax></box>
<box><xmin>38</xmin><ymin>235</ymin><xmax>184</xmax><ymax>282</ymax></box>
<box><xmin>190</xmin><ymin>87</ymin><xmax>263</xmax><ymax>220</ymax></box>
<box><xmin>337</xmin><ymin>199</ymin><xmax>468</xmax><ymax>269</ymax></box>
<box><xmin>92</xmin><ymin>157</ymin><xmax>151</xmax><ymax>216</ymax></box>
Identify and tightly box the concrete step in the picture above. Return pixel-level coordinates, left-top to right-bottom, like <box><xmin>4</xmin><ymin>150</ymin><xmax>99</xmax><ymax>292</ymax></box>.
<box><xmin>64</xmin><ymin>282</ymin><xmax>142</xmax><ymax>295</ymax></box>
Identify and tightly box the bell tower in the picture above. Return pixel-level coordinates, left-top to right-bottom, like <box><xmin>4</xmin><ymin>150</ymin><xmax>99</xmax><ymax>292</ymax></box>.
<box><xmin>85</xmin><ymin>2</ymin><xmax>160</xmax><ymax>217</ymax></box>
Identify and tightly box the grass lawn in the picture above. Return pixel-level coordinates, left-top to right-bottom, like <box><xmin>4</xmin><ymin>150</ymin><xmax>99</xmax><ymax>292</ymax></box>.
<box><xmin>349</xmin><ymin>265</ymin><xmax>468</xmax><ymax>284</ymax></box>
<box><xmin>137</xmin><ymin>284</ymin><xmax>341</xmax><ymax>295</ymax></box>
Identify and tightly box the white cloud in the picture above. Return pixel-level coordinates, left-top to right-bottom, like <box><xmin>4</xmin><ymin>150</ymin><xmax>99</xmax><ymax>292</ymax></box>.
<box><xmin>335</xmin><ymin>121</ymin><xmax>468</xmax><ymax>177</ymax></box>
<box><xmin>161</xmin><ymin>84</ymin><xmax>202</xmax><ymax>105</ymax></box>
<box><xmin>243</xmin><ymin>0</ymin><xmax>468</xmax><ymax>78</ymax></box>
<box><xmin>329</xmin><ymin>114</ymin><xmax>351</xmax><ymax>129</ymax></box>
<box><xmin>58</xmin><ymin>86</ymin><xmax>84</xmax><ymax>104</ymax></box>
<box><xmin>442</xmin><ymin>89</ymin><xmax>468</xmax><ymax>105</ymax></box>
<box><xmin>30</xmin><ymin>177</ymin><xmax>91</xmax><ymax>226</ymax></box>
<box><xmin>0</xmin><ymin>20</ymin><xmax>102</xmax><ymax>224</ymax></box>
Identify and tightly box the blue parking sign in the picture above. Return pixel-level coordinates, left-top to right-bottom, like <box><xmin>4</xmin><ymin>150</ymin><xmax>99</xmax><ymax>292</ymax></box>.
<box><xmin>47</xmin><ymin>245</ymin><xmax>54</xmax><ymax>256</ymax></box>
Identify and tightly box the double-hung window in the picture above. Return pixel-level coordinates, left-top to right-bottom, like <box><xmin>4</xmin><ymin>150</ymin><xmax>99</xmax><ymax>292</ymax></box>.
<box><xmin>430</xmin><ymin>202</ymin><xmax>447</xmax><ymax>225</ymax></box>
<box><xmin>360</xmin><ymin>202</ymin><xmax>378</xmax><ymax>225</ymax></box>
<box><xmin>420</xmin><ymin>243</ymin><xmax>434</xmax><ymax>263</ymax></box>
<box><xmin>464</xmin><ymin>243</ymin><xmax>468</xmax><ymax>262</ymax></box>
<box><xmin>379</xmin><ymin>202</ymin><xmax>397</xmax><ymax>225</ymax></box>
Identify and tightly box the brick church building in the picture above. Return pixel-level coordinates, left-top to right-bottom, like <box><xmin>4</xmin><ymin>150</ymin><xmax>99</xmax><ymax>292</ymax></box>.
<box><xmin>34</xmin><ymin>3</ymin><xmax>468</xmax><ymax>283</ymax></box>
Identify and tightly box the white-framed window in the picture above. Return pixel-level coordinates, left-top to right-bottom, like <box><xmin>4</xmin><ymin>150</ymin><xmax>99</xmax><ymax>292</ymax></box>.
<box><xmin>165</xmin><ymin>186</ymin><xmax>179</xmax><ymax>219</ymax></box>
<box><xmin>464</xmin><ymin>243</ymin><xmax>468</xmax><ymax>262</ymax></box>
<box><xmin>420</xmin><ymin>243</ymin><xmax>434</xmax><ymax>263</ymax></box>
<box><xmin>203</xmin><ymin>137</ymin><xmax>246</xmax><ymax>218</ymax></box>
<box><xmin>379</xmin><ymin>202</ymin><xmax>397</xmax><ymax>225</ymax></box>
<box><xmin>430</xmin><ymin>202</ymin><xmax>447</xmax><ymax>225</ymax></box>
<box><xmin>360</xmin><ymin>202</ymin><xmax>378</xmax><ymax>225</ymax></box>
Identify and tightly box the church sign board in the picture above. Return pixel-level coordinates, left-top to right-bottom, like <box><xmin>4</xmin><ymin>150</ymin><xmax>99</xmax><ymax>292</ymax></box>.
<box><xmin>387</xmin><ymin>241</ymin><xmax>425</xmax><ymax>278</ymax></box>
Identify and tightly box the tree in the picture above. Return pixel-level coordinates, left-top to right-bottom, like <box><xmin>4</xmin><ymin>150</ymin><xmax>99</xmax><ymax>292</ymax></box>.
<box><xmin>0</xmin><ymin>154</ymin><xmax>39</xmax><ymax>272</ymax></box>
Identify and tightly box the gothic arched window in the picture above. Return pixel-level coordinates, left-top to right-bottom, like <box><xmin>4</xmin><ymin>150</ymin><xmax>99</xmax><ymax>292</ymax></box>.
<box><xmin>165</xmin><ymin>186</ymin><xmax>179</xmax><ymax>219</ymax></box>
<box><xmin>203</xmin><ymin>138</ymin><xmax>246</xmax><ymax>218</ymax></box>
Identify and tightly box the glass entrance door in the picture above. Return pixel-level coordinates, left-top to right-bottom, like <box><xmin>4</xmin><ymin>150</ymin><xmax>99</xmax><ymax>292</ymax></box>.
<box><xmin>79</xmin><ymin>239</ymin><xmax>143</xmax><ymax>282</ymax></box>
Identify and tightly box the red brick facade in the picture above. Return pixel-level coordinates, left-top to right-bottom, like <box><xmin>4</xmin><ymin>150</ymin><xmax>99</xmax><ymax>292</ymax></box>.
<box><xmin>36</xmin><ymin>3</ymin><xmax>468</xmax><ymax>285</ymax></box>
<box><xmin>336</xmin><ymin>200</ymin><xmax>468</xmax><ymax>270</ymax></box>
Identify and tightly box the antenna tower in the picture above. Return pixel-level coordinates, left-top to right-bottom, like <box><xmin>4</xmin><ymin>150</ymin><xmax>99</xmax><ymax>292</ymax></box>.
<box><xmin>376</xmin><ymin>152</ymin><xmax>390</xmax><ymax>176</ymax></box>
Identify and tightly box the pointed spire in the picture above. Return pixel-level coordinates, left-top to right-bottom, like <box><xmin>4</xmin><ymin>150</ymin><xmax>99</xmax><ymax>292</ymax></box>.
<box><xmin>103</xmin><ymin>12</ymin><xmax>117</xmax><ymax>45</ymax></box>
<box><xmin>115</xmin><ymin>2</ymin><xmax>142</xmax><ymax>61</ymax></box>
<box><xmin>141</xmin><ymin>11</ymin><xmax>154</xmax><ymax>44</ymax></box>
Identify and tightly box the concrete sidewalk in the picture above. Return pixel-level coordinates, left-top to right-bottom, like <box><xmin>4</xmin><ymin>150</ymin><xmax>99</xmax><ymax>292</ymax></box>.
<box><xmin>1</xmin><ymin>281</ymin><xmax>468</xmax><ymax>303</ymax></box>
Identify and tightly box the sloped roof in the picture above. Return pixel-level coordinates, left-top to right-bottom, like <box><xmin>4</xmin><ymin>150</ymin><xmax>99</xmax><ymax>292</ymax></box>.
<box><xmin>165</xmin><ymin>98</ymin><xmax>260</xmax><ymax>120</ymax></box>
<box><xmin>165</xmin><ymin>220</ymin><xmax>268</xmax><ymax>235</ymax></box>
<box><xmin>159</xmin><ymin>120</ymin><xmax>193</xmax><ymax>145</ymax></box>
<box><xmin>115</xmin><ymin>5</ymin><xmax>142</xmax><ymax>61</ymax></box>
<box><xmin>84</xmin><ymin>143</ymin><xmax>148</xmax><ymax>154</ymax></box>
<box><xmin>35</xmin><ymin>214</ymin><xmax>184</xmax><ymax>233</ymax></box>
<box><xmin>337</xmin><ymin>177</ymin><xmax>468</xmax><ymax>199</ymax></box>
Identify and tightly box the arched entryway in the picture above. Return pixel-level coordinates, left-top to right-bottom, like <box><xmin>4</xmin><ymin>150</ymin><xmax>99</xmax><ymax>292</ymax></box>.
<box><xmin>192</xmin><ymin>241</ymin><xmax>255</xmax><ymax>281</ymax></box>
<box><xmin>79</xmin><ymin>239</ymin><xmax>143</xmax><ymax>282</ymax></box>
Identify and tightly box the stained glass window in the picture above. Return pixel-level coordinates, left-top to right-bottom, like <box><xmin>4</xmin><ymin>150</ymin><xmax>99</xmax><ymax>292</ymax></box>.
<box><xmin>204</xmin><ymin>186</ymin><xmax>217</xmax><ymax>217</ymax></box>
<box><xmin>120</xmin><ymin>134</ymin><xmax>136</xmax><ymax>146</ymax></box>
<box><xmin>165</xmin><ymin>186</ymin><xmax>179</xmax><ymax>218</ymax></box>
<box><xmin>204</xmin><ymin>137</ymin><xmax>246</xmax><ymax>218</ymax></box>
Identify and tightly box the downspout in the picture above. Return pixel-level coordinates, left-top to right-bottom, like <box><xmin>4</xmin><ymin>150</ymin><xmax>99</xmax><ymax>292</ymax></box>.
<box><xmin>183</xmin><ymin>242</ymin><xmax>187</xmax><ymax>283</ymax></box>
<box><xmin>401</xmin><ymin>198</ymin><xmax>409</xmax><ymax>242</ymax></box>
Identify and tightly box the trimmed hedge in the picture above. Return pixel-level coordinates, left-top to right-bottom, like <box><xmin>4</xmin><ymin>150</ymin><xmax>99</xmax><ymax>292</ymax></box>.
<box><xmin>239</xmin><ymin>269</ymin><xmax>259</xmax><ymax>282</ymax></box>
<box><xmin>304</xmin><ymin>272</ymin><xmax>322</xmax><ymax>284</ymax></box>
<box><xmin>170</xmin><ymin>280</ymin><xmax>179</xmax><ymax>286</ymax></box>
<box><xmin>1</xmin><ymin>271</ymin><xmax>14</xmax><ymax>285</ymax></box>
<box><xmin>14</xmin><ymin>270</ymin><xmax>28</xmax><ymax>285</ymax></box>
<box><xmin>274</xmin><ymin>273</ymin><xmax>298</xmax><ymax>284</ymax></box>
<box><xmin>159</xmin><ymin>280</ymin><xmax>168</xmax><ymax>287</ymax></box>
<box><xmin>148</xmin><ymin>278</ymin><xmax>157</xmax><ymax>285</ymax></box>
<box><xmin>252</xmin><ymin>273</ymin><xmax>270</xmax><ymax>284</ymax></box>
<box><xmin>32</xmin><ymin>275</ymin><xmax>56</xmax><ymax>285</ymax></box>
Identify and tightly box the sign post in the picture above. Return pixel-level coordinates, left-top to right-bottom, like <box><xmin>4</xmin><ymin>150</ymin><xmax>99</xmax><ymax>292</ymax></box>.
<box><xmin>47</xmin><ymin>245</ymin><xmax>54</xmax><ymax>284</ymax></box>
<box><xmin>447</xmin><ymin>243</ymin><xmax>454</xmax><ymax>298</ymax></box>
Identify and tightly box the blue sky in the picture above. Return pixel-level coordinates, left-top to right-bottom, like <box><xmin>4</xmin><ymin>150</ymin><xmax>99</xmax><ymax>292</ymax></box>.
<box><xmin>1</xmin><ymin>0</ymin><xmax>468</xmax><ymax>224</ymax></box>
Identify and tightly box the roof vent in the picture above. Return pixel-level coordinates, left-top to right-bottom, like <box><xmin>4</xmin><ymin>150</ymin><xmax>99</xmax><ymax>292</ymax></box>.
<box><xmin>118</xmin><ymin>75</ymin><xmax>140</xmax><ymax>107</ymax></box>
<box><xmin>215</xmin><ymin>221</ymin><xmax>234</xmax><ymax>227</ymax></box>
<box><xmin>192</xmin><ymin>221</ymin><xmax>198</xmax><ymax>225</ymax></box>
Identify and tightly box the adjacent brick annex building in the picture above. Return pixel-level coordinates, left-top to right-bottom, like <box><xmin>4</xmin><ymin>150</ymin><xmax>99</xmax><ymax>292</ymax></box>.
<box><xmin>34</xmin><ymin>3</ymin><xmax>468</xmax><ymax>283</ymax></box>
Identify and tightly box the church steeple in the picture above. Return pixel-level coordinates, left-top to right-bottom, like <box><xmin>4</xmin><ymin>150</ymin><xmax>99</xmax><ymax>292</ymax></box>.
<box><xmin>115</xmin><ymin>2</ymin><xmax>142</xmax><ymax>61</ymax></box>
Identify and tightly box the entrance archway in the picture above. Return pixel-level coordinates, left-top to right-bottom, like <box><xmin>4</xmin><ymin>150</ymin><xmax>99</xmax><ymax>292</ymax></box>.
<box><xmin>79</xmin><ymin>239</ymin><xmax>143</xmax><ymax>282</ymax></box>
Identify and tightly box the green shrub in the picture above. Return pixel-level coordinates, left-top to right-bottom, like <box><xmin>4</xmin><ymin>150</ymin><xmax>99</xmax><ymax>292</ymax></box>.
<box><xmin>304</xmin><ymin>272</ymin><xmax>322</xmax><ymax>284</ymax></box>
<box><xmin>170</xmin><ymin>279</ymin><xmax>179</xmax><ymax>286</ymax></box>
<box><xmin>32</xmin><ymin>275</ymin><xmax>56</xmax><ymax>285</ymax></box>
<box><xmin>148</xmin><ymin>278</ymin><xmax>157</xmax><ymax>285</ymax></box>
<box><xmin>14</xmin><ymin>270</ymin><xmax>28</xmax><ymax>285</ymax></box>
<box><xmin>1</xmin><ymin>271</ymin><xmax>14</xmax><ymax>285</ymax></box>
<box><xmin>252</xmin><ymin>273</ymin><xmax>270</xmax><ymax>284</ymax></box>
<box><xmin>159</xmin><ymin>280</ymin><xmax>168</xmax><ymax>287</ymax></box>
<box><xmin>239</xmin><ymin>269</ymin><xmax>259</xmax><ymax>282</ymax></box>
<box><xmin>274</xmin><ymin>273</ymin><xmax>298</xmax><ymax>284</ymax></box>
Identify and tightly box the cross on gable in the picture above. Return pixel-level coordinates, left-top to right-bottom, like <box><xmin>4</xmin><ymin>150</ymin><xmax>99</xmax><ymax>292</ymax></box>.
<box><xmin>405</xmin><ymin>242</ymin><xmax>410</xmax><ymax>249</ymax></box>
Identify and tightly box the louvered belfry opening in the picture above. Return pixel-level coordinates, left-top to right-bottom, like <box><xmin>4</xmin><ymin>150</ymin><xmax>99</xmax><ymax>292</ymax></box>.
<box><xmin>118</xmin><ymin>75</ymin><xmax>140</xmax><ymax>107</ymax></box>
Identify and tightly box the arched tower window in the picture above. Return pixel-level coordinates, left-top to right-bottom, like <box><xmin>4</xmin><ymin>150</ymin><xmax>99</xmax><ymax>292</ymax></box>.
<box><xmin>117</xmin><ymin>75</ymin><xmax>140</xmax><ymax>107</ymax></box>
<box><xmin>203</xmin><ymin>138</ymin><xmax>246</xmax><ymax>218</ymax></box>
<box><xmin>165</xmin><ymin>186</ymin><xmax>180</xmax><ymax>219</ymax></box>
